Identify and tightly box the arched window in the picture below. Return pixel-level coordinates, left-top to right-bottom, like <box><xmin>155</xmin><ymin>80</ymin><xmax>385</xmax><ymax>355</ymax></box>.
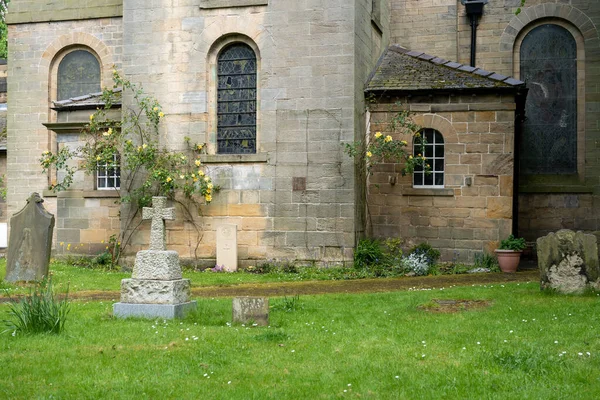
<box><xmin>217</xmin><ymin>43</ymin><xmax>257</xmax><ymax>154</ymax></box>
<box><xmin>57</xmin><ymin>50</ymin><xmax>101</xmax><ymax>101</ymax></box>
<box><xmin>413</xmin><ymin>129</ymin><xmax>444</xmax><ymax>188</ymax></box>
<box><xmin>520</xmin><ymin>24</ymin><xmax>577</xmax><ymax>174</ymax></box>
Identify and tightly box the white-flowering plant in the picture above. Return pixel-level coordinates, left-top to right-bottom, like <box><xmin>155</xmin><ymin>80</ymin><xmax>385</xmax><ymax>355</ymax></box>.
<box><xmin>402</xmin><ymin>253</ymin><xmax>430</xmax><ymax>276</ymax></box>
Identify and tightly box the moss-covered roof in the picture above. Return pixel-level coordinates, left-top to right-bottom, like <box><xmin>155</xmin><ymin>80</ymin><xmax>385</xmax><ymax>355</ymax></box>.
<box><xmin>365</xmin><ymin>45</ymin><xmax>525</xmax><ymax>93</ymax></box>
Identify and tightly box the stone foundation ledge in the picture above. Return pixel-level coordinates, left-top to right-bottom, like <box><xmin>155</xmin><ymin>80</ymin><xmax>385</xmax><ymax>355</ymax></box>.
<box><xmin>120</xmin><ymin>278</ymin><xmax>191</xmax><ymax>304</ymax></box>
<box><xmin>133</xmin><ymin>250</ymin><xmax>181</xmax><ymax>280</ymax></box>
<box><xmin>113</xmin><ymin>301</ymin><xmax>197</xmax><ymax>319</ymax></box>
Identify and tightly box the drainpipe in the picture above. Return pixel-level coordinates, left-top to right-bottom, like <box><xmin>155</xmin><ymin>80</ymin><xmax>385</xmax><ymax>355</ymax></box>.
<box><xmin>461</xmin><ymin>0</ymin><xmax>488</xmax><ymax>67</ymax></box>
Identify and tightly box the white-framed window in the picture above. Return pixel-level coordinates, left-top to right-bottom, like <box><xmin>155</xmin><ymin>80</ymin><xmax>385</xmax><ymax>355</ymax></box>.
<box><xmin>413</xmin><ymin>128</ymin><xmax>444</xmax><ymax>188</ymax></box>
<box><xmin>97</xmin><ymin>154</ymin><xmax>120</xmax><ymax>190</ymax></box>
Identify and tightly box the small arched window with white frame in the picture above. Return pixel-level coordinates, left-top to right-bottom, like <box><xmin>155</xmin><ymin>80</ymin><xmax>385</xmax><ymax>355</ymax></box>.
<box><xmin>413</xmin><ymin>129</ymin><xmax>444</xmax><ymax>188</ymax></box>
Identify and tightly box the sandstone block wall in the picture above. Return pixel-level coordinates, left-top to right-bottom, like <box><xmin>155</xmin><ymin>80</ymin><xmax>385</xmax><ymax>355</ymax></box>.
<box><xmin>367</xmin><ymin>95</ymin><xmax>517</xmax><ymax>262</ymax></box>
<box><xmin>119</xmin><ymin>0</ymin><xmax>364</xmax><ymax>265</ymax></box>
<box><xmin>7</xmin><ymin>16</ymin><xmax>123</xmax><ymax>252</ymax></box>
<box><xmin>389</xmin><ymin>0</ymin><xmax>600</xmax><ymax>243</ymax></box>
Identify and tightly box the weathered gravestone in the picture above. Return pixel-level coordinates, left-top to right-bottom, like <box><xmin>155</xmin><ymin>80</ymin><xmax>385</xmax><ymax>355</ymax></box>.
<box><xmin>232</xmin><ymin>296</ymin><xmax>269</xmax><ymax>326</ymax></box>
<box><xmin>5</xmin><ymin>193</ymin><xmax>55</xmax><ymax>282</ymax></box>
<box><xmin>537</xmin><ymin>229</ymin><xmax>600</xmax><ymax>294</ymax></box>
<box><xmin>217</xmin><ymin>224</ymin><xmax>237</xmax><ymax>272</ymax></box>
<box><xmin>113</xmin><ymin>197</ymin><xmax>196</xmax><ymax>318</ymax></box>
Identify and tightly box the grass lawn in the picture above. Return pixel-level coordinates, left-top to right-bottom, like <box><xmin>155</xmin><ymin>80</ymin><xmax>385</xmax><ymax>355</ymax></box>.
<box><xmin>1</xmin><ymin>278</ymin><xmax>599</xmax><ymax>399</ymax></box>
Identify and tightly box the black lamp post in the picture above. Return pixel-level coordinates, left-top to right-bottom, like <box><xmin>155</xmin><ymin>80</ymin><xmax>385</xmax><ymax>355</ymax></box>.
<box><xmin>461</xmin><ymin>0</ymin><xmax>488</xmax><ymax>67</ymax></box>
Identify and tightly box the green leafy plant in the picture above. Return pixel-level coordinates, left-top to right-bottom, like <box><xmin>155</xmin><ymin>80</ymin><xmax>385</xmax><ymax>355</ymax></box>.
<box><xmin>474</xmin><ymin>252</ymin><xmax>500</xmax><ymax>272</ymax></box>
<box><xmin>40</xmin><ymin>70</ymin><xmax>218</xmax><ymax>262</ymax></box>
<box><xmin>354</xmin><ymin>238</ymin><xmax>384</xmax><ymax>270</ymax></box>
<box><xmin>2</xmin><ymin>277</ymin><xmax>70</xmax><ymax>335</ymax></box>
<box><xmin>408</xmin><ymin>243</ymin><xmax>441</xmax><ymax>266</ymax></box>
<box><xmin>272</xmin><ymin>295</ymin><xmax>302</xmax><ymax>313</ymax></box>
<box><xmin>344</xmin><ymin>104</ymin><xmax>428</xmax><ymax>176</ymax></box>
<box><xmin>499</xmin><ymin>235</ymin><xmax>526</xmax><ymax>251</ymax></box>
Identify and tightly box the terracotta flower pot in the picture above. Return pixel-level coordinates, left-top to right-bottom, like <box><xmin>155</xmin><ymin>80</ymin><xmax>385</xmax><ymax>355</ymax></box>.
<box><xmin>495</xmin><ymin>249</ymin><xmax>522</xmax><ymax>273</ymax></box>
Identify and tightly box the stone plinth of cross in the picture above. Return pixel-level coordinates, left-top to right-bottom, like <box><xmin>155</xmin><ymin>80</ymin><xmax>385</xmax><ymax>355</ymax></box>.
<box><xmin>142</xmin><ymin>197</ymin><xmax>175</xmax><ymax>251</ymax></box>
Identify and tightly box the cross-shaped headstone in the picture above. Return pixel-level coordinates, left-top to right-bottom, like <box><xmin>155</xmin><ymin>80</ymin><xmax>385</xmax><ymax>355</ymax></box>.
<box><xmin>142</xmin><ymin>196</ymin><xmax>175</xmax><ymax>251</ymax></box>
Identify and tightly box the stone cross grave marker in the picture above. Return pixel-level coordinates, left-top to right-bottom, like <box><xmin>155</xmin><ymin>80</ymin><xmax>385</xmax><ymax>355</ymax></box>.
<box><xmin>142</xmin><ymin>196</ymin><xmax>175</xmax><ymax>251</ymax></box>
<box><xmin>5</xmin><ymin>193</ymin><xmax>55</xmax><ymax>282</ymax></box>
<box><xmin>114</xmin><ymin>196</ymin><xmax>196</xmax><ymax>319</ymax></box>
<box><xmin>217</xmin><ymin>224</ymin><xmax>238</xmax><ymax>272</ymax></box>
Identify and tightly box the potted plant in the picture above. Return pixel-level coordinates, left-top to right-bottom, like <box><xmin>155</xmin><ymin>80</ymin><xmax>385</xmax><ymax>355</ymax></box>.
<box><xmin>495</xmin><ymin>234</ymin><xmax>527</xmax><ymax>273</ymax></box>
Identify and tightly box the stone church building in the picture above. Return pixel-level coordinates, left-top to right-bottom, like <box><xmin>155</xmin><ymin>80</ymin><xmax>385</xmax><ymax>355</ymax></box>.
<box><xmin>4</xmin><ymin>0</ymin><xmax>600</xmax><ymax>265</ymax></box>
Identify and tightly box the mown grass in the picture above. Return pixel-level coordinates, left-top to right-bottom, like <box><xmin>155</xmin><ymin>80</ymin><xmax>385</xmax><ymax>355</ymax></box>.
<box><xmin>1</xmin><ymin>282</ymin><xmax>599</xmax><ymax>399</ymax></box>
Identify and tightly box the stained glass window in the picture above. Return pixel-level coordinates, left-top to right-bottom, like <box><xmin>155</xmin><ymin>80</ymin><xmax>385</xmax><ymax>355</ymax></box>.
<box><xmin>57</xmin><ymin>50</ymin><xmax>101</xmax><ymax>101</ymax></box>
<box><xmin>413</xmin><ymin>129</ymin><xmax>444</xmax><ymax>188</ymax></box>
<box><xmin>217</xmin><ymin>43</ymin><xmax>257</xmax><ymax>154</ymax></box>
<box><xmin>520</xmin><ymin>24</ymin><xmax>577</xmax><ymax>174</ymax></box>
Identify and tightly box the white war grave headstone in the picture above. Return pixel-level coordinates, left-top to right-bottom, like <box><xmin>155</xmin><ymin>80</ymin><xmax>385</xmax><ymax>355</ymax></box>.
<box><xmin>5</xmin><ymin>193</ymin><xmax>55</xmax><ymax>282</ymax></box>
<box><xmin>217</xmin><ymin>224</ymin><xmax>238</xmax><ymax>272</ymax></box>
<box><xmin>113</xmin><ymin>197</ymin><xmax>196</xmax><ymax>318</ymax></box>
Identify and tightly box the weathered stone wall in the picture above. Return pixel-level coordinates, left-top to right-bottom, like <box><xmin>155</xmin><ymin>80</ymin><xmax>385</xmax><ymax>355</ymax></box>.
<box><xmin>388</xmin><ymin>0</ymin><xmax>600</xmax><ymax>243</ymax></box>
<box><xmin>120</xmin><ymin>0</ymin><xmax>359</xmax><ymax>265</ymax></box>
<box><xmin>6</xmin><ymin>0</ymin><xmax>122</xmax><ymax>24</ymax></box>
<box><xmin>6</xmin><ymin>17</ymin><xmax>123</xmax><ymax>249</ymax></box>
<box><xmin>367</xmin><ymin>95</ymin><xmax>516</xmax><ymax>262</ymax></box>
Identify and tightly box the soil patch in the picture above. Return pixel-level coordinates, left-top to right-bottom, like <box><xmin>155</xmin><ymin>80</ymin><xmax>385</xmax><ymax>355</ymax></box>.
<box><xmin>418</xmin><ymin>299</ymin><xmax>492</xmax><ymax>313</ymax></box>
<box><xmin>0</xmin><ymin>270</ymin><xmax>538</xmax><ymax>302</ymax></box>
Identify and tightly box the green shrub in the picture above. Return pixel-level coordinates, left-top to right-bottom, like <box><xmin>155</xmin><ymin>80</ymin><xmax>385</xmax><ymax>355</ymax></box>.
<box><xmin>474</xmin><ymin>252</ymin><xmax>500</xmax><ymax>272</ymax></box>
<box><xmin>354</xmin><ymin>238</ymin><xmax>384</xmax><ymax>270</ymax></box>
<box><xmin>408</xmin><ymin>243</ymin><xmax>441</xmax><ymax>265</ymax></box>
<box><xmin>2</xmin><ymin>278</ymin><xmax>70</xmax><ymax>336</ymax></box>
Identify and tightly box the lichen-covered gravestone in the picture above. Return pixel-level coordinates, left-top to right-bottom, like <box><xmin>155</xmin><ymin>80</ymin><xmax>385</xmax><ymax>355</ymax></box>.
<box><xmin>537</xmin><ymin>229</ymin><xmax>600</xmax><ymax>294</ymax></box>
<box><xmin>113</xmin><ymin>197</ymin><xmax>196</xmax><ymax>318</ymax></box>
<box><xmin>232</xmin><ymin>297</ymin><xmax>269</xmax><ymax>326</ymax></box>
<box><xmin>5</xmin><ymin>193</ymin><xmax>55</xmax><ymax>282</ymax></box>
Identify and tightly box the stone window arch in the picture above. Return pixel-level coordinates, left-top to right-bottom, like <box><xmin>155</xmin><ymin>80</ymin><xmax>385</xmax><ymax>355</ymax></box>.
<box><xmin>413</xmin><ymin>128</ymin><xmax>444</xmax><ymax>188</ymax></box>
<box><xmin>55</xmin><ymin>48</ymin><xmax>102</xmax><ymax>101</ymax></box>
<box><xmin>517</xmin><ymin>23</ymin><xmax>578</xmax><ymax>175</ymax></box>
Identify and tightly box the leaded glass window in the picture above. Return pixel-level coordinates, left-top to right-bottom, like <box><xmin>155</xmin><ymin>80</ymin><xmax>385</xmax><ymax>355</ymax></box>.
<box><xmin>520</xmin><ymin>24</ymin><xmax>577</xmax><ymax>174</ymax></box>
<box><xmin>57</xmin><ymin>50</ymin><xmax>101</xmax><ymax>101</ymax></box>
<box><xmin>217</xmin><ymin>43</ymin><xmax>257</xmax><ymax>154</ymax></box>
<box><xmin>413</xmin><ymin>129</ymin><xmax>444</xmax><ymax>188</ymax></box>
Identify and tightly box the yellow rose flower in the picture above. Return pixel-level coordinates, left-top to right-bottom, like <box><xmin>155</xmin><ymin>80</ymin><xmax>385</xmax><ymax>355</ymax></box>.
<box><xmin>159</xmin><ymin>112</ymin><xmax>165</xmax><ymax>118</ymax></box>
<box><xmin>204</xmin><ymin>177</ymin><xmax>210</xmax><ymax>182</ymax></box>
<box><xmin>207</xmin><ymin>183</ymin><xmax>213</xmax><ymax>189</ymax></box>
<box><xmin>409</xmin><ymin>155</ymin><xmax>413</xmax><ymax>159</ymax></box>
<box><xmin>153</xmin><ymin>107</ymin><xmax>159</xmax><ymax>112</ymax></box>
<box><xmin>193</xmin><ymin>178</ymin><xmax>198</xmax><ymax>182</ymax></box>
<box><xmin>401</xmin><ymin>140</ymin><xmax>408</xmax><ymax>145</ymax></box>
<box><xmin>166</xmin><ymin>176</ymin><xmax>172</xmax><ymax>183</ymax></box>
<box><xmin>198</xmin><ymin>170</ymin><xmax>205</xmax><ymax>177</ymax></box>
<box><xmin>180</xmin><ymin>155</ymin><xmax>186</xmax><ymax>161</ymax></box>
<box><xmin>96</xmin><ymin>155</ymin><xmax>101</xmax><ymax>161</ymax></box>
<box><xmin>374</xmin><ymin>132</ymin><xmax>382</xmax><ymax>138</ymax></box>
<box><xmin>366</xmin><ymin>151</ymin><xmax>372</xmax><ymax>158</ymax></box>
<box><xmin>195</xmin><ymin>159</ymin><xmax>201</xmax><ymax>166</ymax></box>
<box><xmin>142</xmin><ymin>143</ymin><xmax>148</xmax><ymax>149</ymax></box>
<box><xmin>137</xmin><ymin>146</ymin><xmax>142</xmax><ymax>152</ymax></box>
<box><xmin>384</xmin><ymin>135</ymin><xmax>392</xmax><ymax>142</ymax></box>
<box><xmin>89</xmin><ymin>114</ymin><xmax>94</xmax><ymax>121</ymax></box>
<box><xmin>205</xmin><ymin>195</ymin><xmax>212</xmax><ymax>202</ymax></box>
<box><xmin>191</xmin><ymin>173</ymin><xmax>196</xmax><ymax>178</ymax></box>
<box><xmin>43</xmin><ymin>150</ymin><xmax>49</xmax><ymax>155</ymax></box>
<box><xmin>102</xmin><ymin>131</ymin><xmax>110</xmax><ymax>137</ymax></box>
<box><xmin>196</xmin><ymin>144</ymin><xmax>203</xmax><ymax>150</ymax></box>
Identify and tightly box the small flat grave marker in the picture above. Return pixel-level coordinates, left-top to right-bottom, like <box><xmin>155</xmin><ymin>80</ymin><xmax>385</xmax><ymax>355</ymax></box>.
<box><xmin>232</xmin><ymin>297</ymin><xmax>269</xmax><ymax>326</ymax></box>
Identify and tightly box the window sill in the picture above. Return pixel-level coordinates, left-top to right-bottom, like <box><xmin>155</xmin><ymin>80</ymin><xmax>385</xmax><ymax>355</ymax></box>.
<box><xmin>403</xmin><ymin>187</ymin><xmax>454</xmax><ymax>196</ymax></box>
<box><xmin>201</xmin><ymin>153</ymin><xmax>268</xmax><ymax>164</ymax></box>
<box><xmin>44</xmin><ymin>189</ymin><xmax>120</xmax><ymax>198</ymax></box>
